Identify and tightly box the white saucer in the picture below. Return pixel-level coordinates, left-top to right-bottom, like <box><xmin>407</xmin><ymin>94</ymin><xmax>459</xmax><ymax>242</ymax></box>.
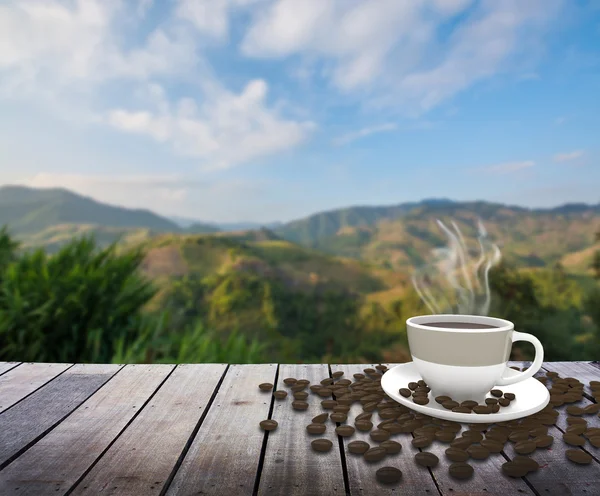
<box><xmin>381</xmin><ymin>362</ymin><xmax>550</xmax><ymax>423</ymax></box>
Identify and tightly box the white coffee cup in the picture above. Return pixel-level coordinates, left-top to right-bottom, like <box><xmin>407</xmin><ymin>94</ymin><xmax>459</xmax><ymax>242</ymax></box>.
<box><xmin>406</xmin><ymin>314</ymin><xmax>544</xmax><ymax>403</ymax></box>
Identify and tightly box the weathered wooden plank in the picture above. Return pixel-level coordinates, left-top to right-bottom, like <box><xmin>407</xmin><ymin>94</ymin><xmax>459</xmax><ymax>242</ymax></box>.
<box><xmin>0</xmin><ymin>364</ymin><xmax>173</xmax><ymax>495</ymax></box>
<box><xmin>0</xmin><ymin>362</ymin><xmax>21</xmax><ymax>376</ymax></box>
<box><xmin>256</xmin><ymin>364</ymin><xmax>346</xmax><ymax>496</ymax></box>
<box><xmin>501</xmin><ymin>361</ymin><xmax>600</xmax><ymax>495</ymax></box>
<box><xmin>166</xmin><ymin>363</ymin><xmax>276</xmax><ymax>496</ymax></box>
<box><xmin>0</xmin><ymin>363</ymin><xmax>122</xmax><ymax>469</ymax></box>
<box><xmin>384</xmin><ymin>362</ymin><xmax>535</xmax><ymax>496</ymax></box>
<box><xmin>71</xmin><ymin>364</ymin><xmax>227</xmax><ymax>496</ymax></box>
<box><xmin>542</xmin><ymin>361</ymin><xmax>600</xmax><ymax>399</ymax></box>
<box><xmin>333</xmin><ymin>363</ymin><xmax>439</xmax><ymax>496</ymax></box>
<box><xmin>0</xmin><ymin>363</ymin><xmax>73</xmax><ymax>414</ymax></box>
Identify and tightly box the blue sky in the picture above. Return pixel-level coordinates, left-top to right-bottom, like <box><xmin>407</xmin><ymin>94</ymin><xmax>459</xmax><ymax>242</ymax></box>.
<box><xmin>0</xmin><ymin>0</ymin><xmax>598</xmax><ymax>223</ymax></box>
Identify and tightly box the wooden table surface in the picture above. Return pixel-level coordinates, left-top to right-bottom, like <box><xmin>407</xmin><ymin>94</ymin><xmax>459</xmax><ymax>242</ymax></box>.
<box><xmin>0</xmin><ymin>360</ymin><xmax>598</xmax><ymax>496</ymax></box>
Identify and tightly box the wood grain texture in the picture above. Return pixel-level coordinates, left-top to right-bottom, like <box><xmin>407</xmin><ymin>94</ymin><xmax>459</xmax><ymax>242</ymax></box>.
<box><xmin>0</xmin><ymin>364</ymin><xmax>173</xmax><ymax>495</ymax></box>
<box><xmin>542</xmin><ymin>361</ymin><xmax>600</xmax><ymax>399</ymax></box>
<box><xmin>256</xmin><ymin>364</ymin><xmax>346</xmax><ymax>496</ymax></box>
<box><xmin>0</xmin><ymin>363</ymin><xmax>121</xmax><ymax>469</ymax></box>
<box><xmin>502</xmin><ymin>361</ymin><xmax>600</xmax><ymax>496</ymax></box>
<box><xmin>383</xmin><ymin>362</ymin><xmax>535</xmax><ymax>496</ymax></box>
<box><xmin>0</xmin><ymin>362</ymin><xmax>20</xmax><ymax>376</ymax></box>
<box><xmin>166</xmin><ymin>363</ymin><xmax>276</xmax><ymax>496</ymax></box>
<box><xmin>70</xmin><ymin>364</ymin><xmax>226</xmax><ymax>496</ymax></box>
<box><xmin>332</xmin><ymin>363</ymin><xmax>439</xmax><ymax>496</ymax></box>
<box><xmin>0</xmin><ymin>362</ymin><xmax>73</xmax><ymax>414</ymax></box>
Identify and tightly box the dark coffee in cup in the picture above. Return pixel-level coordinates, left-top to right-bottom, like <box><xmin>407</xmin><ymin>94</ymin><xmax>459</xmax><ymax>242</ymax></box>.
<box><xmin>422</xmin><ymin>322</ymin><xmax>498</xmax><ymax>330</ymax></box>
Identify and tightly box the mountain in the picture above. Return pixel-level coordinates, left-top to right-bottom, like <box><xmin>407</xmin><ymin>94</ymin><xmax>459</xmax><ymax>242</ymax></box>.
<box><xmin>0</xmin><ymin>185</ymin><xmax>181</xmax><ymax>234</ymax></box>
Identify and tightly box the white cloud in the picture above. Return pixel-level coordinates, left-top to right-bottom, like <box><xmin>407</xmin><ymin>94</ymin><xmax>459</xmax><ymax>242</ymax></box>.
<box><xmin>106</xmin><ymin>80</ymin><xmax>315</xmax><ymax>169</ymax></box>
<box><xmin>553</xmin><ymin>150</ymin><xmax>584</xmax><ymax>162</ymax></box>
<box><xmin>480</xmin><ymin>160</ymin><xmax>535</xmax><ymax>174</ymax></box>
<box><xmin>332</xmin><ymin>123</ymin><xmax>397</xmax><ymax>146</ymax></box>
<box><xmin>242</xmin><ymin>0</ymin><xmax>564</xmax><ymax>112</ymax></box>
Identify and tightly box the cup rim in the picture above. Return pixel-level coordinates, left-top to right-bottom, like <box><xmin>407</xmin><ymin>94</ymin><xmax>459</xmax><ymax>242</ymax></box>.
<box><xmin>406</xmin><ymin>314</ymin><xmax>514</xmax><ymax>332</ymax></box>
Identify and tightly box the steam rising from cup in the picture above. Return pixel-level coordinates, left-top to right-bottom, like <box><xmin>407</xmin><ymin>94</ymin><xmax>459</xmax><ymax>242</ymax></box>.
<box><xmin>411</xmin><ymin>218</ymin><xmax>502</xmax><ymax>315</ymax></box>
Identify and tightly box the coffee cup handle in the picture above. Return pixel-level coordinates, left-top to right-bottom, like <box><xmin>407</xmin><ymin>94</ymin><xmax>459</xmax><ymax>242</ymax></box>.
<box><xmin>495</xmin><ymin>331</ymin><xmax>544</xmax><ymax>386</ymax></box>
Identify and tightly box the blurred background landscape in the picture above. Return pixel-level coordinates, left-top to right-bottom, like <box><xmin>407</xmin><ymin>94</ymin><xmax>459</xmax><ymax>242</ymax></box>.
<box><xmin>0</xmin><ymin>0</ymin><xmax>598</xmax><ymax>365</ymax></box>
<box><xmin>0</xmin><ymin>185</ymin><xmax>598</xmax><ymax>365</ymax></box>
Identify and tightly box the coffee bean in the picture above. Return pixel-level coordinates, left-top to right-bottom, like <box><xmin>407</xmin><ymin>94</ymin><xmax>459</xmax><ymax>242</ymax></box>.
<box><xmin>283</xmin><ymin>377</ymin><xmax>297</xmax><ymax>386</ymax></box>
<box><xmin>442</xmin><ymin>400</ymin><xmax>459</xmax><ymax>410</ymax></box>
<box><xmin>273</xmin><ymin>390</ymin><xmax>287</xmax><ymax>399</ymax></box>
<box><xmin>370</xmin><ymin>429</ymin><xmax>391</xmax><ymax>442</ymax></box>
<box><xmin>331</xmin><ymin>412</ymin><xmax>348</xmax><ymax>423</ymax></box>
<box><xmin>584</xmin><ymin>427</ymin><xmax>600</xmax><ymax>438</ymax></box>
<box><xmin>473</xmin><ymin>405</ymin><xmax>492</xmax><ymax>414</ymax></box>
<box><xmin>348</xmin><ymin>440</ymin><xmax>370</xmax><ymax>454</ymax></box>
<box><xmin>584</xmin><ymin>403</ymin><xmax>600</xmax><ymax>414</ymax></box>
<box><xmin>312</xmin><ymin>413</ymin><xmax>328</xmax><ymax>423</ymax></box>
<box><xmin>380</xmin><ymin>440</ymin><xmax>402</xmax><ymax>454</ymax></box>
<box><xmin>533</xmin><ymin>434</ymin><xmax>553</xmax><ymax>448</ymax></box>
<box><xmin>450</xmin><ymin>438</ymin><xmax>473</xmax><ymax>450</ymax></box>
<box><xmin>481</xmin><ymin>439</ymin><xmax>504</xmax><ymax>453</ymax></box>
<box><xmin>259</xmin><ymin>383</ymin><xmax>274</xmax><ymax>391</ymax></box>
<box><xmin>293</xmin><ymin>391</ymin><xmax>309</xmax><ymax>400</ymax></box>
<box><xmin>435</xmin><ymin>395</ymin><xmax>451</xmax><ymax>404</ymax></box>
<box><xmin>364</xmin><ymin>447</ymin><xmax>387</xmax><ymax>462</ymax></box>
<box><xmin>499</xmin><ymin>398</ymin><xmax>511</xmax><ymax>407</ymax></box>
<box><xmin>486</xmin><ymin>430</ymin><xmax>508</xmax><ymax>443</ymax></box>
<box><xmin>413</xmin><ymin>396</ymin><xmax>429</xmax><ymax>405</ymax></box>
<box><xmin>504</xmin><ymin>392</ymin><xmax>516</xmax><ymax>401</ymax></box>
<box><xmin>566</xmin><ymin>416</ymin><xmax>587</xmax><ymax>425</ymax></box>
<box><xmin>502</xmin><ymin>461</ymin><xmax>529</xmax><ymax>478</ymax></box>
<box><xmin>363</xmin><ymin>401</ymin><xmax>378</xmax><ymax>412</ymax></box>
<box><xmin>529</xmin><ymin>426</ymin><xmax>548</xmax><ymax>437</ymax></box>
<box><xmin>412</xmin><ymin>436</ymin><xmax>433</xmax><ymax>448</ymax></box>
<box><xmin>514</xmin><ymin>440</ymin><xmax>537</xmax><ymax>455</ymax></box>
<box><xmin>292</xmin><ymin>400</ymin><xmax>309</xmax><ymax>410</ymax></box>
<box><xmin>563</xmin><ymin>433</ymin><xmax>586</xmax><ymax>446</ymax></box>
<box><xmin>332</xmin><ymin>371</ymin><xmax>344</xmax><ymax>379</ymax></box>
<box><xmin>307</xmin><ymin>423</ymin><xmax>326</xmax><ymax>434</ymax></box>
<box><xmin>468</xmin><ymin>423</ymin><xmax>489</xmax><ymax>432</ymax></box>
<box><xmin>296</xmin><ymin>379</ymin><xmax>310</xmax><ymax>386</ymax></box>
<box><xmin>491</xmin><ymin>389</ymin><xmax>504</xmax><ymax>397</ymax></box>
<box><xmin>566</xmin><ymin>449</ymin><xmax>592</xmax><ymax>464</ymax></box>
<box><xmin>376</xmin><ymin>466</ymin><xmax>402</xmax><ymax>485</ymax></box>
<box><xmin>259</xmin><ymin>419</ymin><xmax>278</xmax><ymax>431</ymax></box>
<box><xmin>320</xmin><ymin>378</ymin><xmax>334</xmax><ymax>386</ymax></box>
<box><xmin>467</xmin><ymin>445</ymin><xmax>490</xmax><ymax>460</ymax></box>
<box><xmin>485</xmin><ymin>398</ymin><xmax>498</xmax><ymax>405</ymax></box>
<box><xmin>462</xmin><ymin>430</ymin><xmax>483</xmax><ymax>442</ymax></box>
<box><xmin>509</xmin><ymin>430</ymin><xmax>530</xmax><ymax>443</ymax></box>
<box><xmin>353</xmin><ymin>373</ymin><xmax>365</xmax><ymax>380</ymax></box>
<box><xmin>318</xmin><ymin>388</ymin><xmax>333</xmax><ymax>398</ymax></box>
<box><xmin>355</xmin><ymin>420</ymin><xmax>373</xmax><ymax>432</ymax></box>
<box><xmin>333</xmin><ymin>405</ymin><xmax>350</xmax><ymax>413</ymax></box>
<box><xmin>546</xmin><ymin>371</ymin><xmax>559</xmax><ymax>378</ymax></box>
<box><xmin>321</xmin><ymin>400</ymin><xmax>337</xmax><ymax>409</ymax></box>
<box><xmin>415</xmin><ymin>452</ymin><xmax>439</xmax><ymax>468</ymax></box>
<box><xmin>435</xmin><ymin>430</ymin><xmax>456</xmax><ymax>443</ymax></box>
<box><xmin>566</xmin><ymin>424</ymin><xmax>587</xmax><ymax>435</ymax></box>
<box><xmin>336</xmin><ymin>425</ymin><xmax>355</xmax><ymax>437</ymax></box>
<box><xmin>566</xmin><ymin>406</ymin><xmax>584</xmax><ymax>416</ymax></box>
<box><xmin>449</xmin><ymin>462</ymin><xmax>474</xmax><ymax>480</ymax></box>
<box><xmin>513</xmin><ymin>455</ymin><xmax>540</xmax><ymax>473</ymax></box>
<box><xmin>452</xmin><ymin>406</ymin><xmax>472</xmax><ymax>413</ymax></box>
<box><xmin>311</xmin><ymin>438</ymin><xmax>333</xmax><ymax>452</ymax></box>
<box><xmin>588</xmin><ymin>435</ymin><xmax>600</xmax><ymax>448</ymax></box>
<box><xmin>364</xmin><ymin>368</ymin><xmax>376</xmax><ymax>375</ymax></box>
<box><xmin>461</xmin><ymin>400</ymin><xmax>478</xmax><ymax>409</ymax></box>
<box><xmin>408</xmin><ymin>382</ymin><xmax>419</xmax><ymax>390</ymax></box>
<box><xmin>490</xmin><ymin>404</ymin><xmax>500</xmax><ymax>413</ymax></box>
<box><xmin>291</xmin><ymin>384</ymin><xmax>306</xmax><ymax>393</ymax></box>
<box><xmin>399</xmin><ymin>388</ymin><xmax>411</xmax><ymax>397</ymax></box>
<box><xmin>310</xmin><ymin>385</ymin><xmax>322</xmax><ymax>393</ymax></box>
<box><xmin>445</xmin><ymin>447</ymin><xmax>469</xmax><ymax>462</ymax></box>
<box><xmin>356</xmin><ymin>412</ymin><xmax>372</xmax><ymax>421</ymax></box>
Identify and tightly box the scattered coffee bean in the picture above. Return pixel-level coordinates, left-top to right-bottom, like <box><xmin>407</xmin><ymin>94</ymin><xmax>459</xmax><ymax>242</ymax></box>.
<box><xmin>461</xmin><ymin>400</ymin><xmax>478</xmax><ymax>409</ymax></box>
<box><xmin>449</xmin><ymin>462</ymin><xmax>474</xmax><ymax>480</ymax></box>
<box><xmin>307</xmin><ymin>423</ymin><xmax>326</xmax><ymax>434</ymax></box>
<box><xmin>566</xmin><ymin>406</ymin><xmax>584</xmax><ymax>416</ymax></box>
<box><xmin>415</xmin><ymin>452</ymin><xmax>439</xmax><ymax>468</ymax></box>
<box><xmin>331</xmin><ymin>412</ymin><xmax>348</xmax><ymax>423</ymax></box>
<box><xmin>355</xmin><ymin>420</ymin><xmax>373</xmax><ymax>432</ymax></box>
<box><xmin>485</xmin><ymin>398</ymin><xmax>498</xmax><ymax>406</ymax></box>
<box><xmin>508</xmin><ymin>430</ymin><xmax>530</xmax><ymax>443</ymax></box>
<box><xmin>321</xmin><ymin>400</ymin><xmax>337</xmax><ymax>409</ymax></box>
<box><xmin>291</xmin><ymin>384</ymin><xmax>307</xmax><ymax>393</ymax></box>
<box><xmin>333</xmin><ymin>405</ymin><xmax>350</xmax><ymax>413</ymax></box>
<box><xmin>450</xmin><ymin>438</ymin><xmax>473</xmax><ymax>450</ymax></box>
<box><xmin>412</xmin><ymin>436</ymin><xmax>433</xmax><ymax>448</ymax></box>
<box><xmin>413</xmin><ymin>396</ymin><xmax>430</xmax><ymax>405</ymax></box>
<box><xmin>283</xmin><ymin>378</ymin><xmax>297</xmax><ymax>386</ymax></box>
<box><xmin>533</xmin><ymin>434</ymin><xmax>554</xmax><ymax>448</ymax></box>
<box><xmin>273</xmin><ymin>390</ymin><xmax>287</xmax><ymax>399</ymax></box>
<box><xmin>259</xmin><ymin>419</ymin><xmax>278</xmax><ymax>431</ymax></box>
<box><xmin>529</xmin><ymin>426</ymin><xmax>547</xmax><ymax>437</ymax></box>
<box><xmin>566</xmin><ymin>424</ymin><xmax>587</xmax><ymax>436</ymax></box>
<box><xmin>435</xmin><ymin>395</ymin><xmax>451</xmax><ymax>404</ymax></box>
<box><xmin>473</xmin><ymin>405</ymin><xmax>492</xmax><ymax>414</ymax></box>
<box><xmin>376</xmin><ymin>467</ymin><xmax>402</xmax><ymax>485</ymax></box>
<box><xmin>292</xmin><ymin>400</ymin><xmax>309</xmax><ymax>410</ymax></box>
<box><xmin>445</xmin><ymin>447</ymin><xmax>469</xmax><ymax>462</ymax></box>
<box><xmin>490</xmin><ymin>389</ymin><xmax>503</xmax><ymax>398</ymax></box>
<box><xmin>514</xmin><ymin>440</ymin><xmax>537</xmax><ymax>455</ymax></box>
<box><xmin>467</xmin><ymin>445</ymin><xmax>490</xmax><ymax>460</ymax></box>
<box><xmin>566</xmin><ymin>449</ymin><xmax>592</xmax><ymax>464</ymax></box>
<box><xmin>452</xmin><ymin>406</ymin><xmax>472</xmax><ymax>413</ymax></box>
<box><xmin>502</xmin><ymin>461</ymin><xmax>529</xmax><ymax>478</ymax></box>
<box><xmin>312</xmin><ymin>413</ymin><xmax>328</xmax><ymax>423</ymax></box>
<box><xmin>588</xmin><ymin>436</ymin><xmax>600</xmax><ymax>448</ymax></box>
<box><xmin>504</xmin><ymin>393</ymin><xmax>516</xmax><ymax>401</ymax></box>
<box><xmin>399</xmin><ymin>388</ymin><xmax>411</xmax><ymax>397</ymax></box>
<box><xmin>258</xmin><ymin>383</ymin><xmax>274</xmax><ymax>392</ymax></box>
<box><xmin>332</xmin><ymin>371</ymin><xmax>344</xmax><ymax>379</ymax></box>
<box><xmin>563</xmin><ymin>433</ymin><xmax>586</xmax><ymax>446</ymax></box>
<box><xmin>566</xmin><ymin>416</ymin><xmax>587</xmax><ymax>425</ymax></box>
<box><xmin>462</xmin><ymin>430</ymin><xmax>483</xmax><ymax>442</ymax></box>
<box><xmin>481</xmin><ymin>438</ymin><xmax>504</xmax><ymax>453</ymax></box>
<box><xmin>584</xmin><ymin>403</ymin><xmax>600</xmax><ymax>414</ymax></box>
<box><xmin>513</xmin><ymin>456</ymin><xmax>539</xmax><ymax>473</ymax></box>
<box><xmin>348</xmin><ymin>440</ymin><xmax>370</xmax><ymax>454</ymax></box>
<box><xmin>380</xmin><ymin>440</ymin><xmax>402</xmax><ymax>454</ymax></box>
<box><xmin>293</xmin><ymin>391</ymin><xmax>309</xmax><ymax>400</ymax></box>
<box><xmin>336</xmin><ymin>425</ymin><xmax>355</xmax><ymax>437</ymax></box>
<box><xmin>499</xmin><ymin>398</ymin><xmax>511</xmax><ymax>407</ymax></box>
<box><xmin>370</xmin><ymin>429</ymin><xmax>391</xmax><ymax>442</ymax></box>
<box><xmin>364</xmin><ymin>447</ymin><xmax>387</xmax><ymax>463</ymax></box>
<box><xmin>435</xmin><ymin>430</ymin><xmax>456</xmax><ymax>443</ymax></box>
<box><xmin>311</xmin><ymin>439</ymin><xmax>333</xmax><ymax>452</ymax></box>
<box><xmin>442</xmin><ymin>400</ymin><xmax>459</xmax><ymax>410</ymax></box>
